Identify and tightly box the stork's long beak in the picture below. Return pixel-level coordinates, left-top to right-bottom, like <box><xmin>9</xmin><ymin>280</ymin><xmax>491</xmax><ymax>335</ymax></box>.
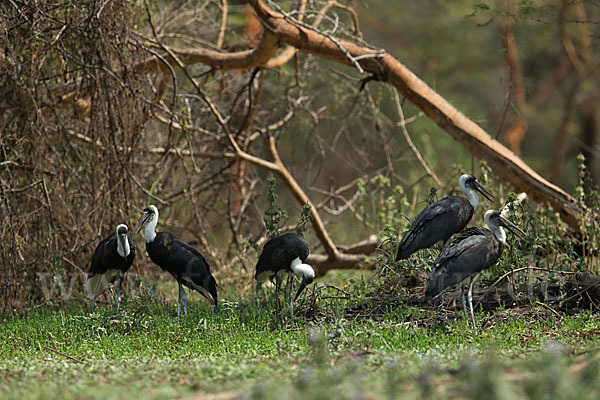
<box><xmin>294</xmin><ymin>278</ymin><xmax>312</xmax><ymax>301</ymax></box>
<box><xmin>134</xmin><ymin>213</ymin><xmax>151</xmax><ymax>235</ymax></box>
<box><xmin>118</xmin><ymin>233</ymin><xmax>128</xmax><ymax>249</ymax></box>
<box><xmin>498</xmin><ymin>216</ymin><xmax>526</xmax><ymax>240</ymax></box>
<box><xmin>473</xmin><ymin>180</ymin><xmax>496</xmax><ymax>203</ymax></box>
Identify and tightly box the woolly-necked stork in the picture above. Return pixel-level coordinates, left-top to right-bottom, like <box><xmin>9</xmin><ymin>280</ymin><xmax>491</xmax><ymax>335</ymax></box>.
<box><xmin>255</xmin><ymin>232</ymin><xmax>315</xmax><ymax>320</ymax></box>
<box><xmin>396</xmin><ymin>174</ymin><xmax>495</xmax><ymax>261</ymax></box>
<box><xmin>424</xmin><ymin>209</ymin><xmax>526</xmax><ymax>333</ymax></box>
<box><xmin>85</xmin><ymin>224</ymin><xmax>136</xmax><ymax>312</ymax></box>
<box><xmin>134</xmin><ymin>205</ymin><xmax>217</xmax><ymax>321</ymax></box>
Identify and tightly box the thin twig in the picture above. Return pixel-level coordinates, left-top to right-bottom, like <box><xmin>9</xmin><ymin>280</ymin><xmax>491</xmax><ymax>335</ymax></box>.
<box><xmin>265</xmin><ymin>0</ymin><xmax>375</xmax><ymax>74</ymax></box>
<box><xmin>216</xmin><ymin>0</ymin><xmax>227</xmax><ymax>49</ymax></box>
<box><xmin>4</xmin><ymin>180</ymin><xmax>42</xmax><ymax>193</ymax></box>
<box><xmin>392</xmin><ymin>88</ymin><xmax>442</xmax><ymax>186</ymax></box>
<box><xmin>127</xmin><ymin>170</ymin><xmax>168</xmax><ymax>205</ymax></box>
<box><xmin>43</xmin><ymin>346</ymin><xmax>88</xmax><ymax>364</ymax></box>
<box><xmin>322</xmin><ymin>283</ymin><xmax>350</xmax><ymax>296</ymax></box>
<box><xmin>535</xmin><ymin>300</ymin><xmax>563</xmax><ymax>319</ymax></box>
<box><xmin>495</xmin><ymin>76</ymin><xmax>512</xmax><ymax>140</ymax></box>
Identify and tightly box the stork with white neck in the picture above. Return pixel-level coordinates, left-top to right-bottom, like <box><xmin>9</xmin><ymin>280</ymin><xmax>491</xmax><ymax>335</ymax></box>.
<box><xmin>396</xmin><ymin>174</ymin><xmax>495</xmax><ymax>261</ymax></box>
<box><xmin>134</xmin><ymin>205</ymin><xmax>217</xmax><ymax>321</ymax></box>
<box><xmin>255</xmin><ymin>232</ymin><xmax>315</xmax><ymax>321</ymax></box>
<box><xmin>424</xmin><ymin>209</ymin><xmax>526</xmax><ymax>333</ymax></box>
<box><xmin>85</xmin><ymin>224</ymin><xmax>136</xmax><ymax>313</ymax></box>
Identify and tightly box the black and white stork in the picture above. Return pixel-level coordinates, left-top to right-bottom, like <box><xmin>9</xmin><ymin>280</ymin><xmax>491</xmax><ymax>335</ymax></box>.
<box><xmin>134</xmin><ymin>205</ymin><xmax>217</xmax><ymax>321</ymax></box>
<box><xmin>424</xmin><ymin>209</ymin><xmax>526</xmax><ymax>333</ymax></box>
<box><xmin>85</xmin><ymin>224</ymin><xmax>136</xmax><ymax>313</ymax></box>
<box><xmin>255</xmin><ymin>232</ymin><xmax>315</xmax><ymax>320</ymax></box>
<box><xmin>396</xmin><ymin>174</ymin><xmax>495</xmax><ymax>261</ymax></box>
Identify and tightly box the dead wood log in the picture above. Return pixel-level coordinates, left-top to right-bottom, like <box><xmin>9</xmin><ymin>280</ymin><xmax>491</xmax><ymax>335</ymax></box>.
<box><xmin>432</xmin><ymin>272</ymin><xmax>600</xmax><ymax>312</ymax></box>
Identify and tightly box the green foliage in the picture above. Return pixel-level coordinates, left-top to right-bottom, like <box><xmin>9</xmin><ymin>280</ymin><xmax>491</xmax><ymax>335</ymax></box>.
<box><xmin>263</xmin><ymin>177</ymin><xmax>288</xmax><ymax>238</ymax></box>
<box><xmin>295</xmin><ymin>204</ymin><xmax>312</xmax><ymax>235</ymax></box>
<box><xmin>355</xmin><ymin>174</ymin><xmax>409</xmax><ymax>232</ymax></box>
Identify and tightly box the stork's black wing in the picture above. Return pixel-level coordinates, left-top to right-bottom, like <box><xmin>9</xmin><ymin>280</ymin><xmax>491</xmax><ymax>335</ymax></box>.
<box><xmin>86</xmin><ymin>231</ymin><xmax>136</xmax><ymax>298</ymax></box>
<box><xmin>396</xmin><ymin>196</ymin><xmax>473</xmax><ymax>260</ymax></box>
<box><xmin>173</xmin><ymin>237</ymin><xmax>207</xmax><ymax>263</ymax></box>
<box><xmin>424</xmin><ymin>227</ymin><xmax>500</xmax><ymax>298</ymax></box>
<box><xmin>163</xmin><ymin>233</ymin><xmax>218</xmax><ymax>305</ymax></box>
<box><xmin>88</xmin><ymin>235</ymin><xmax>114</xmax><ymax>277</ymax></box>
<box><xmin>255</xmin><ymin>233</ymin><xmax>309</xmax><ymax>281</ymax></box>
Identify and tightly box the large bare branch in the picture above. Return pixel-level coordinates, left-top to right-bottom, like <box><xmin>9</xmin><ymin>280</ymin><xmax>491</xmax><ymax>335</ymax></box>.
<box><xmin>132</xmin><ymin>32</ymin><xmax>279</xmax><ymax>74</ymax></box>
<box><xmin>248</xmin><ymin>0</ymin><xmax>582</xmax><ymax>230</ymax></box>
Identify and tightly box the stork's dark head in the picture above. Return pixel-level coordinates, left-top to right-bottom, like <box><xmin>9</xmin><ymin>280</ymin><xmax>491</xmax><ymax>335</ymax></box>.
<box><xmin>458</xmin><ymin>174</ymin><xmax>495</xmax><ymax>203</ymax></box>
<box><xmin>134</xmin><ymin>205</ymin><xmax>158</xmax><ymax>235</ymax></box>
<box><xmin>484</xmin><ymin>210</ymin><xmax>526</xmax><ymax>241</ymax></box>
<box><xmin>115</xmin><ymin>223</ymin><xmax>131</xmax><ymax>257</ymax></box>
<box><xmin>117</xmin><ymin>224</ymin><xmax>128</xmax><ymax>236</ymax></box>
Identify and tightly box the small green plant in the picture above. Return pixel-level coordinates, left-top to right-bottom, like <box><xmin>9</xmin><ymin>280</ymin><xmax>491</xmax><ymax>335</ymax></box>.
<box><xmin>295</xmin><ymin>204</ymin><xmax>312</xmax><ymax>235</ymax></box>
<box><xmin>263</xmin><ymin>176</ymin><xmax>288</xmax><ymax>238</ymax></box>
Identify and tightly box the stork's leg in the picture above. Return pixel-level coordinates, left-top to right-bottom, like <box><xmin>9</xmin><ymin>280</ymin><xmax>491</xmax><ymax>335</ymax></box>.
<box><xmin>177</xmin><ymin>283</ymin><xmax>183</xmax><ymax>322</ymax></box>
<box><xmin>468</xmin><ymin>274</ymin><xmax>479</xmax><ymax>335</ymax></box>
<box><xmin>288</xmin><ymin>273</ymin><xmax>294</xmax><ymax>321</ymax></box>
<box><xmin>182</xmin><ymin>285</ymin><xmax>188</xmax><ymax>317</ymax></box>
<box><xmin>116</xmin><ymin>273</ymin><xmax>123</xmax><ymax>313</ymax></box>
<box><xmin>274</xmin><ymin>275</ymin><xmax>282</xmax><ymax>322</ymax></box>
<box><xmin>91</xmin><ymin>295</ymin><xmax>97</xmax><ymax>314</ymax></box>
<box><xmin>461</xmin><ymin>286</ymin><xmax>469</xmax><ymax>325</ymax></box>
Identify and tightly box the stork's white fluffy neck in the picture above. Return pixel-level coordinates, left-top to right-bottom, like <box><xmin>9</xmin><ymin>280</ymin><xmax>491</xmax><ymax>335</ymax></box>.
<box><xmin>290</xmin><ymin>257</ymin><xmax>315</xmax><ymax>279</ymax></box>
<box><xmin>116</xmin><ymin>234</ymin><xmax>130</xmax><ymax>257</ymax></box>
<box><xmin>145</xmin><ymin>213</ymin><xmax>158</xmax><ymax>243</ymax></box>
<box><xmin>484</xmin><ymin>214</ymin><xmax>506</xmax><ymax>243</ymax></box>
<box><xmin>459</xmin><ymin>175</ymin><xmax>479</xmax><ymax>209</ymax></box>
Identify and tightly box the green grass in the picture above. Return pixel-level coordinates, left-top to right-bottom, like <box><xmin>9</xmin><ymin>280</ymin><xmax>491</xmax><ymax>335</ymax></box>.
<box><xmin>2</xmin><ymin>282</ymin><xmax>600</xmax><ymax>399</ymax></box>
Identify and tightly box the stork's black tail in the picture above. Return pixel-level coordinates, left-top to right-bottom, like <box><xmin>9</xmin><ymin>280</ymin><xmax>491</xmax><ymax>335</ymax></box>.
<box><xmin>181</xmin><ymin>259</ymin><xmax>218</xmax><ymax>306</ymax></box>
<box><xmin>205</xmin><ymin>273</ymin><xmax>218</xmax><ymax>307</ymax></box>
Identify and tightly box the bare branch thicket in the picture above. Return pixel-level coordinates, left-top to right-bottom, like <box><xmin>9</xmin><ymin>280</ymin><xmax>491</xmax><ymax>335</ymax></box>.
<box><xmin>0</xmin><ymin>1</ymin><xmax>151</xmax><ymax>306</ymax></box>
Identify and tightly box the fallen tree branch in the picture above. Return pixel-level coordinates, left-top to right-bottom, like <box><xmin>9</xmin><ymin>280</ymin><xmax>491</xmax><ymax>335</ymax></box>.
<box><xmin>436</xmin><ymin>272</ymin><xmax>600</xmax><ymax>313</ymax></box>
<box><xmin>337</xmin><ymin>234</ymin><xmax>379</xmax><ymax>255</ymax></box>
<box><xmin>307</xmin><ymin>252</ymin><xmax>373</xmax><ymax>276</ymax></box>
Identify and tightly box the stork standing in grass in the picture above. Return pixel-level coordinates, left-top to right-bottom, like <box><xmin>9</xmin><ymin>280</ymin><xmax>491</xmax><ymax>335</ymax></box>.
<box><xmin>255</xmin><ymin>232</ymin><xmax>315</xmax><ymax>320</ymax></box>
<box><xmin>424</xmin><ymin>209</ymin><xmax>526</xmax><ymax>333</ymax></box>
<box><xmin>85</xmin><ymin>224</ymin><xmax>136</xmax><ymax>313</ymax></box>
<box><xmin>396</xmin><ymin>174</ymin><xmax>495</xmax><ymax>261</ymax></box>
<box><xmin>134</xmin><ymin>205</ymin><xmax>217</xmax><ymax>321</ymax></box>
